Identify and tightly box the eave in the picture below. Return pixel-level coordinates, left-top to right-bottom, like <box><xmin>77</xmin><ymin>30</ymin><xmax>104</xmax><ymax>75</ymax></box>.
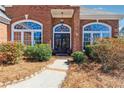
<box><xmin>80</xmin><ymin>14</ymin><xmax>124</xmax><ymax>20</ymax></box>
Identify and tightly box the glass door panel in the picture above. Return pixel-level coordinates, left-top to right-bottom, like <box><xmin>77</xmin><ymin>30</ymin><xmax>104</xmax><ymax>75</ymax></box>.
<box><xmin>54</xmin><ymin>33</ymin><xmax>70</xmax><ymax>53</ymax></box>
<box><xmin>24</xmin><ymin>32</ymin><xmax>31</xmax><ymax>45</ymax></box>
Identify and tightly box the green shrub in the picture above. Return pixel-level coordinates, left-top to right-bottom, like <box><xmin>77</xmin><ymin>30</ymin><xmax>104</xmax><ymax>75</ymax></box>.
<box><xmin>85</xmin><ymin>45</ymin><xmax>92</xmax><ymax>56</ymax></box>
<box><xmin>24</xmin><ymin>44</ymin><xmax>52</xmax><ymax>61</ymax></box>
<box><xmin>85</xmin><ymin>45</ymin><xmax>98</xmax><ymax>61</ymax></box>
<box><xmin>0</xmin><ymin>42</ymin><xmax>24</xmax><ymax>64</ymax></box>
<box><xmin>71</xmin><ymin>51</ymin><xmax>86</xmax><ymax>64</ymax></box>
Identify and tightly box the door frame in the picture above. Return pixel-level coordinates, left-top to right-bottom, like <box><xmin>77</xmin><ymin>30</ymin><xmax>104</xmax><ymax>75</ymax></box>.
<box><xmin>53</xmin><ymin>23</ymin><xmax>71</xmax><ymax>50</ymax></box>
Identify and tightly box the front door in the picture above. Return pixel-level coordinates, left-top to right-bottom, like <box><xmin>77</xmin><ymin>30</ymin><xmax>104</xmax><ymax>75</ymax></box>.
<box><xmin>54</xmin><ymin>33</ymin><xmax>70</xmax><ymax>54</ymax></box>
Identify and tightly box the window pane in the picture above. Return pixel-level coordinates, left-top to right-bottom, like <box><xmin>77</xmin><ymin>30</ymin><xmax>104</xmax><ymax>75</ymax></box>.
<box><xmin>14</xmin><ymin>22</ymin><xmax>41</xmax><ymax>30</ymax></box>
<box><xmin>84</xmin><ymin>33</ymin><xmax>91</xmax><ymax>41</ymax></box>
<box><xmin>84</xmin><ymin>33</ymin><xmax>91</xmax><ymax>48</ymax></box>
<box><xmin>14</xmin><ymin>32</ymin><xmax>21</xmax><ymax>42</ymax></box>
<box><xmin>55</xmin><ymin>25</ymin><xmax>70</xmax><ymax>32</ymax></box>
<box><xmin>34</xmin><ymin>32</ymin><xmax>41</xmax><ymax>44</ymax></box>
<box><xmin>24</xmin><ymin>32</ymin><xmax>31</xmax><ymax>45</ymax></box>
<box><xmin>84</xmin><ymin>24</ymin><xmax>109</xmax><ymax>31</ymax></box>
<box><xmin>102</xmin><ymin>33</ymin><xmax>110</xmax><ymax>38</ymax></box>
<box><xmin>93</xmin><ymin>33</ymin><xmax>100</xmax><ymax>42</ymax></box>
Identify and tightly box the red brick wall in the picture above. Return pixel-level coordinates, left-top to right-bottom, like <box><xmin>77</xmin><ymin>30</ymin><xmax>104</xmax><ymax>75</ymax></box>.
<box><xmin>72</xmin><ymin>7</ymin><xmax>80</xmax><ymax>51</ymax></box>
<box><xmin>5</xmin><ymin>5</ymin><xmax>80</xmax><ymax>51</ymax></box>
<box><xmin>80</xmin><ymin>19</ymin><xmax>119</xmax><ymax>49</ymax></box>
<box><xmin>6</xmin><ymin>6</ymin><xmax>52</xmax><ymax>46</ymax></box>
<box><xmin>5</xmin><ymin>6</ymin><xmax>119</xmax><ymax>52</ymax></box>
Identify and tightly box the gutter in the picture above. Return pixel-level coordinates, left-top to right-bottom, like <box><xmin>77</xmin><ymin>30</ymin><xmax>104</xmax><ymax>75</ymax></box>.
<box><xmin>0</xmin><ymin>16</ymin><xmax>11</xmax><ymax>24</ymax></box>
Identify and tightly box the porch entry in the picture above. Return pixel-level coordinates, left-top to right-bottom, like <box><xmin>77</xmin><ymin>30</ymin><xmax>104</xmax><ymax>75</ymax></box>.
<box><xmin>53</xmin><ymin>23</ymin><xmax>71</xmax><ymax>54</ymax></box>
<box><xmin>83</xmin><ymin>22</ymin><xmax>112</xmax><ymax>49</ymax></box>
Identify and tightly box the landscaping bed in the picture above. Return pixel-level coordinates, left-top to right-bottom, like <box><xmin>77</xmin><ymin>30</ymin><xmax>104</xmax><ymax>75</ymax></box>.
<box><xmin>61</xmin><ymin>62</ymin><xmax>124</xmax><ymax>88</ymax></box>
<box><xmin>62</xmin><ymin>38</ymin><xmax>124</xmax><ymax>88</ymax></box>
<box><xmin>0</xmin><ymin>57</ymin><xmax>55</xmax><ymax>87</ymax></box>
<box><xmin>0</xmin><ymin>42</ymin><xmax>54</xmax><ymax>87</ymax></box>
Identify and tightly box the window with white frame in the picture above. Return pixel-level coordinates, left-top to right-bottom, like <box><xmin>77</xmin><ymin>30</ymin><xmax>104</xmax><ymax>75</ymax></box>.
<box><xmin>12</xmin><ymin>20</ymin><xmax>43</xmax><ymax>45</ymax></box>
<box><xmin>83</xmin><ymin>22</ymin><xmax>112</xmax><ymax>48</ymax></box>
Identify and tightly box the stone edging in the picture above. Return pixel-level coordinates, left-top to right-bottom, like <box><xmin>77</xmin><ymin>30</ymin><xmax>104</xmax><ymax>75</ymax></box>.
<box><xmin>0</xmin><ymin>67</ymin><xmax>46</xmax><ymax>88</ymax></box>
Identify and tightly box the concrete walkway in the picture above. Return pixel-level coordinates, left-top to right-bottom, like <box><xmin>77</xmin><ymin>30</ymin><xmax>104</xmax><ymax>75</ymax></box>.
<box><xmin>6</xmin><ymin>58</ymin><xmax>69</xmax><ymax>88</ymax></box>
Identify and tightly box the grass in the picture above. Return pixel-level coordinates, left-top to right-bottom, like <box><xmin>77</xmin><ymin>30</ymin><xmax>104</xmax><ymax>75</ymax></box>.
<box><xmin>0</xmin><ymin>57</ymin><xmax>55</xmax><ymax>84</ymax></box>
<box><xmin>61</xmin><ymin>61</ymin><xmax>124</xmax><ymax>88</ymax></box>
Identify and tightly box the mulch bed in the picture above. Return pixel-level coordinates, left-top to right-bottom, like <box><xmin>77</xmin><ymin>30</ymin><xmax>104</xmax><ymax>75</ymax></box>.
<box><xmin>61</xmin><ymin>61</ymin><xmax>124</xmax><ymax>88</ymax></box>
<box><xmin>0</xmin><ymin>56</ymin><xmax>56</xmax><ymax>86</ymax></box>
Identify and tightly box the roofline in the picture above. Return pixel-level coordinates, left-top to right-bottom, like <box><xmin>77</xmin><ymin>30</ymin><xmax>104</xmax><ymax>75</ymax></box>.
<box><xmin>0</xmin><ymin>16</ymin><xmax>10</xmax><ymax>24</ymax></box>
<box><xmin>0</xmin><ymin>6</ymin><xmax>5</xmax><ymax>11</ymax></box>
<box><xmin>80</xmin><ymin>14</ymin><xmax>124</xmax><ymax>20</ymax></box>
<box><xmin>80</xmin><ymin>7</ymin><xmax>115</xmax><ymax>15</ymax></box>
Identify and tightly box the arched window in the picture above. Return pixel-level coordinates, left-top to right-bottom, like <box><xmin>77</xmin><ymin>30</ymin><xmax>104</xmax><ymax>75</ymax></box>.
<box><xmin>14</xmin><ymin>21</ymin><xmax>41</xmax><ymax>30</ymax></box>
<box><xmin>83</xmin><ymin>22</ymin><xmax>112</xmax><ymax>48</ymax></box>
<box><xmin>84</xmin><ymin>23</ymin><xmax>110</xmax><ymax>31</ymax></box>
<box><xmin>12</xmin><ymin>20</ymin><xmax>43</xmax><ymax>45</ymax></box>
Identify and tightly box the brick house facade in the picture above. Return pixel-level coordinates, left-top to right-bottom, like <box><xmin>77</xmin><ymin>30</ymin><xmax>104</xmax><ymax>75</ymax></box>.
<box><xmin>0</xmin><ymin>5</ymin><xmax>123</xmax><ymax>54</ymax></box>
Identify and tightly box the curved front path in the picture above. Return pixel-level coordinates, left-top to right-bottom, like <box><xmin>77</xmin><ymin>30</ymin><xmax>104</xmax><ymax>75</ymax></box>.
<box><xmin>6</xmin><ymin>58</ymin><xmax>69</xmax><ymax>88</ymax></box>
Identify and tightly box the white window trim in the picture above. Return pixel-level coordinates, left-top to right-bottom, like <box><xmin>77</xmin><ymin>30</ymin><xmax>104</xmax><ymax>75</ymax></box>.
<box><xmin>82</xmin><ymin>22</ymin><xmax>112</xmax><ymax>50</ymax></box>
<box><xmin>53</xmin><ymin>23</ymin><xmax>71</xmax><ymax>49</ymax></box>
<box><xmin>11</xmin><ymin>19</ymin><xmax>43</xmax><ymax>45</ymax></box>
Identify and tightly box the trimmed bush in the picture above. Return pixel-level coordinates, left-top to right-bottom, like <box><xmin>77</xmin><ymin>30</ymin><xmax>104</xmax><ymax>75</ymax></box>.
<box><xmin>24</xmin><ymin>44</ymin><xmax>52</xmax><ymax>61</ymax></box>
<box><xmin>0</xmin><ymin>42</ymin><xmax>24</xmax><ymax>64</ymax></box>
<box><xmin>71</xmin><ymin>51</ymin><xmax>86</xmax><ymax>64</ymax></box>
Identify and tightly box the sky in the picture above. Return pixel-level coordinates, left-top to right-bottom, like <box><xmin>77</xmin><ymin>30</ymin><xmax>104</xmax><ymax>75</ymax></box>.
<box><xmin>82</xmin><ymin>5</ymin><xmax>124</xmax><ymax>30</ymax></box>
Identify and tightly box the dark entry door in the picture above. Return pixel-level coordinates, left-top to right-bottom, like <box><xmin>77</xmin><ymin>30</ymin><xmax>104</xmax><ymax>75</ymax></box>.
<box><xmin>54</xmin><ymin>33</ymin><xmax>70</xmax><ymax>54</ymax></box>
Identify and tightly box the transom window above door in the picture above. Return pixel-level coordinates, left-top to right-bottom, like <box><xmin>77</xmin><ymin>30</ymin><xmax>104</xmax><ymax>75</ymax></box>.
<box><xmin>54</xmin><ymin>24</ymin><xmax>70</xmax><ymax>32</ymax></box>
<box><xmin>12</xmin><ymin>20</ymin><xmax>43</xmax><ymax>45</ymax></box>
<box><xmin>83</xmin><ymin>22</ymin><xmax>112</xmax><ymax>48</ymax></box>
